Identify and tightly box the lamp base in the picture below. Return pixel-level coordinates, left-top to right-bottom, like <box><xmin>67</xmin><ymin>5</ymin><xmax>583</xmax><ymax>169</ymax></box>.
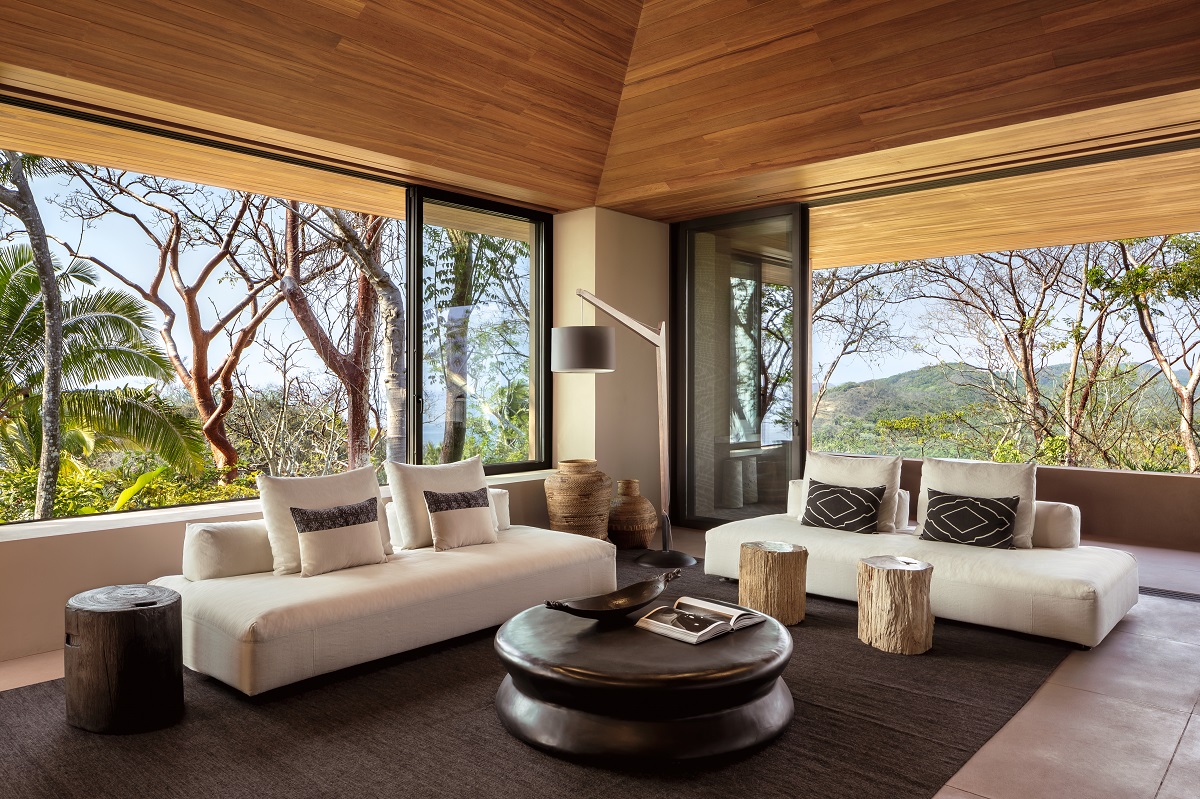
<box><xmin>636</xmin><ymin>549</ymin><xmax>698</xmax><ymax>568</ymax></box>
<box><xmin>635</xmin><ymin>513</ymin><xmax>697</xmax><ymax>568</ymax></box>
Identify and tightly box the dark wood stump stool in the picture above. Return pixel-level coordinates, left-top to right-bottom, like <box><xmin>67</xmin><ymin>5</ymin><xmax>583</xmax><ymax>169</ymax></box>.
<box><xmin>65</xmin><ymin>584</ymin><xmax>183</xmax><ymax>733</ymax></box>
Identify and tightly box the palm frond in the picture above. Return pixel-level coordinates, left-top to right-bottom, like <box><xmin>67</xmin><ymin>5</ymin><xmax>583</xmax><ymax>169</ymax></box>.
<box><xmin>59</xmin><ymin>388</ymin><xmax>206</xmax><ymax>475</ymax></box>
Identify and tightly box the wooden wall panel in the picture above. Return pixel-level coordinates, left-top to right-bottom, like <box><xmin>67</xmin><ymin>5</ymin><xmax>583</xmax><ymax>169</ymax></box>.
<box><xmin>809</xmin><ymin>148</ymin><xmax>1200</xmax><ymax>269</ymax></box>
<box><xmin>599</xmin><ymin>0</ymin><xmax>1200</xmax><ymax>220</ymax></box>
<box><xmin>0</xmin><ymin>0</ymin><xmax>642</xmax><ymax>212</ymax></box>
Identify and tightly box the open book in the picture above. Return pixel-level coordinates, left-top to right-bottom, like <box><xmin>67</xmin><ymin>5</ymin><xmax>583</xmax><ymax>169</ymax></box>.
<box><xmin>636</xmin><ymin>596</ymin><xmax>766</xmax><ymax>644</ymax></box>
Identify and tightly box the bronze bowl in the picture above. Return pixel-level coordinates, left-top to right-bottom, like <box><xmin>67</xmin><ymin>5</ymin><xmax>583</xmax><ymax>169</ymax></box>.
<box><xmin>545</xmin><ymin>569</ymin><xmax>682</xmax><ymax>622</ymax></box>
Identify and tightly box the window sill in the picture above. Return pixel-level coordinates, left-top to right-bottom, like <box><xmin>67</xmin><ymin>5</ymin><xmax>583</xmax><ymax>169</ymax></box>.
<box><xmin>0</xmin><ymin>468</ymin><xmax>557</xmax><ymax>544</ymax></box>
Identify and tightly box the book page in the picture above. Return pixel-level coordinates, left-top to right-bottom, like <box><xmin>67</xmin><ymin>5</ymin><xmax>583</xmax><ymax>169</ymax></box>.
<box><xmin>675</xmin><ymin>596</ymin><xmax>740</xmax><ymax>622</ymax></box>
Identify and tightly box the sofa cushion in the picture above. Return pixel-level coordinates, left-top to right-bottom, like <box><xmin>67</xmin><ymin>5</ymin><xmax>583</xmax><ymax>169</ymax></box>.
<box><xmin>489</xmin><ymin>488</ymin><xmax>511</xmax><ymax>531</ymax></box>
<box><xmin>799</xmin><ymin>479</ymin><xmax>885</xmax><ymax>533</ymax></box>
<box><xmin>919</xmin><ymin>488</ymin><xmax>1019</xmax><ymax>549</ymax></box>
<box><xmin>788</xmin><ymin>452</ymin><xmax>903</xmax><ymax>532</ymax></box>
<box><xmin>258</xmin><ymin>466</ymin><xmax>390</xmax><ymax>575</ymax></box>
<box><xmin>425</xmin><ymin>487</ymin><xmax>498</xmax><ymax>551</ymax></box>
<box><xmin>183</xmin><ymin>519</ymin><xmax>274</xmax><ymax>581</ymax></box>
<box><xmin>703</xmin><ymin>513</ymin><xmax>1137</xmax><ymax>646</ymax></box>
<box><xmin>291</xmin><ymin>496</ymin><xmax>389</xmax><ymax>577</ymax></box>
<box><xmin>1033</xmin><ymin>501</ymin><xmax>1082</xmax><ymax>549</ymax></box>
<box><xmin>918</xmin><ymin>458</ymin><xmax>1036</xmax><ymax>549</ymax></box>
<box><xmin>384</xmin><ymin>457</ymin><xmax>498</xmax><ymax>550</ymax></box>
<box><xmin>161</xmin><ymin>526</ymin><xmax>615</xmax><ymax>645</ymax></box>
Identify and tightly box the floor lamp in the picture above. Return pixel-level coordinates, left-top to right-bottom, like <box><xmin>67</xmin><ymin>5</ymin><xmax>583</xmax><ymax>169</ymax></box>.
<box><xmin>551</xmin><ymin>288</ymin><xmax>697</xmax><ymax>568</ymax></box>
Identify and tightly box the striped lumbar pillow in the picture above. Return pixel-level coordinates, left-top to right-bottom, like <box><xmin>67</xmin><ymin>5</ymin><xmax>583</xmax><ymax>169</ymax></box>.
<box><xmin>290</xmin><ymin>496</ymin><xmax>388</xmax><ymax>577</ymax></box>
<box><xmin>424</xmin><ymin>487</ymin><xmax>499</xmax><ymax>551</ymax></box>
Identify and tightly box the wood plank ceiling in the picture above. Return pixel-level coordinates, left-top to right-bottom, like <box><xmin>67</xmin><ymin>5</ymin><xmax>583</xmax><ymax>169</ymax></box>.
<box><xmin>1</xmin><ymin>0</ymin><xmax>1199</xmax><ymax>229</ymax></box>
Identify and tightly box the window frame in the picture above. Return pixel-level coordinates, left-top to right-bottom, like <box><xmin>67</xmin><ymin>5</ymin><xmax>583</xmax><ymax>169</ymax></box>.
<box><xmin>407</xmin><ymin>186</ymin><xmax>553</xmax><ymax>475</ymax></box>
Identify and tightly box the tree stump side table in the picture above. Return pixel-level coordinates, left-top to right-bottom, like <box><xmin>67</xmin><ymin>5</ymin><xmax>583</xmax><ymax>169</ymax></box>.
<box><xmin>856</xmin><ymin>556</ymin><xmax>934</xmax><ymax>655</ymax></box>
<box><xmin>65</xmin><ymin>584</ymin><xmax>183</xmax><ymax>733</ymax></box>
<box><xmin>738</xmin><ymin>541</ymin><xmax>808</xmax><ymax>625</ymax></box>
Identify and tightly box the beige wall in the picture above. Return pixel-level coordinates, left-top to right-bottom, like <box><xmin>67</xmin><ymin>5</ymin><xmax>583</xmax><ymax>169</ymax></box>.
<box><xmin>553</xmin><ymin>207</ymin><xmax>671</xmax><ymax>508</ymax></box>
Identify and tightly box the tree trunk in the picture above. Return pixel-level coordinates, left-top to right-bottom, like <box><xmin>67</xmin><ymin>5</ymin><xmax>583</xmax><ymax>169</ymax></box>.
<box><xmin>738</xmin><ymin>541</ymin><xmax>807</xmax><ymax>625</ymax></box>
<box><xmin>0</xmin><ymin>152</ymin><xmax>64</xmax><ymax>519</ymax></box>
<box><xmin>440</xmin><ymin>231</ymin><xmax>477</xmax><ymax>463</ymax></box>
<box><xmin>856</xmin><ymin>555</ymin><xmax>934</xmax><ymax>655</ymax></box>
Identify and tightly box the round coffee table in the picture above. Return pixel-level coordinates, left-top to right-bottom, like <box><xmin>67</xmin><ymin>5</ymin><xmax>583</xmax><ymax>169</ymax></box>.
<box><xmin>494</xmin><ymin>603</ymin><xmax>794</xmax><ymax>759</ymax></box>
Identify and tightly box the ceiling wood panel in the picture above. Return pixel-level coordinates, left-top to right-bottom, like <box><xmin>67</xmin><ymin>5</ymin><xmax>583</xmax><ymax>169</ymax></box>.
<box><xmin>0</xmin><ymin>0</ymin><xmax>642</xmax><ymax>212</ymax></box>
<box><xmin>0</xmin><ymin>0</ymin><xmax>1198</xmax><ymax>223</ymax></box>
<box><xmin>598</xmin><ymin>0</ymin><xmax>1200</xmax><ymax>219</ymax></box>
<box><xmin>809</xmin><ymin>147</ymin><xmax>1200</xmax><ymax>269</ymax></box>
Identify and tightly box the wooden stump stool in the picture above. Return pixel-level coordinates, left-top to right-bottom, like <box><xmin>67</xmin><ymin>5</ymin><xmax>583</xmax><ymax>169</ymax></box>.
<box><xmin>856</xmin><ymin>556</ymin><xmax>934</xmax><ymax>655</ymax></box>
<box><xmin>65</xmin><ymin>584</ymin><xmax>183</xmax><ymax>733</ymax></box>
<box><xmin>739</xmin><ymin>541</ymin><xmax>808</xmax><ymax>625</ymax></box>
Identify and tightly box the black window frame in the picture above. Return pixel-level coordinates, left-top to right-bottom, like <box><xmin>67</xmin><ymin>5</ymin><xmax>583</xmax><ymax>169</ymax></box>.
<box><xmin>407</xmin><ymin>186</ymin><xmax>553</xmax><ymax>476</ymax></box>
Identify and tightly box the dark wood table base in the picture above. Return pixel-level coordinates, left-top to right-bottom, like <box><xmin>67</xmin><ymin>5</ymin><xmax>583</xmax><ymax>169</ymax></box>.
<box><xmin>496</xmin><ymin>674</ymin><xmax>793</xmax><ymax>759</ymax></box>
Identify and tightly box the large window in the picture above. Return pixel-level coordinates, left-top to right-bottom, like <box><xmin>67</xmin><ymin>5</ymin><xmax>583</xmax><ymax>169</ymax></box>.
<box><xmin>0</xmin><ymin>153</ymin><xmax>549</xmax><ymax>523</ymax></box>
<box><xmin>812</xmin><ymin>234</ymin><xmax>1200</xmax><ymax>474</ymax></box>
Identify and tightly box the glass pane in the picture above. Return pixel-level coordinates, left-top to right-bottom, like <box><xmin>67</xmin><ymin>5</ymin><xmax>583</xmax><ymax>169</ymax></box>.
<box><xmin>421</xmin><ymin>202</ymin><xmax>538</xmax><ymax>466</ymax></box>
<box><xmin>685</xmin><ymin>214</ymin><xmax>796</xmax><ymax>522</ymax></box>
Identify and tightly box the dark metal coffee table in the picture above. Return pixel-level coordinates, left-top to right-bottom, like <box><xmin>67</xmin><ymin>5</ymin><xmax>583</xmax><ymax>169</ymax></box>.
<box><xmin>494</xmin><ymin>603</ymin><xmax>794</xmax><ymax>759</ymax></box>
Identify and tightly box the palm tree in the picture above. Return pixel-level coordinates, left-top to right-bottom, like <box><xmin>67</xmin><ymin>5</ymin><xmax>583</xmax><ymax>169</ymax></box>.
<box><xmin>0</xmin><ymin>244</ymin><xmax>205</xmax><ymax>477</ymax></box>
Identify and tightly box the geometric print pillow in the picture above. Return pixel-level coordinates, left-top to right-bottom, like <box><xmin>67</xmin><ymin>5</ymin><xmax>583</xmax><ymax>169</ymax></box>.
<box><xmin>919</xmin><ymin>488</ymin><xmax>1019</xmax><ymax>549</ymax></box>
<box><xmin>800</xmin><ymin>479</ymin><xmax>886</xmax><ymax>534</ymax></box>
<box><xmin>424</xmin><ymin>487</ymin><xmax>498</xmax><ymax>551</ymax></box>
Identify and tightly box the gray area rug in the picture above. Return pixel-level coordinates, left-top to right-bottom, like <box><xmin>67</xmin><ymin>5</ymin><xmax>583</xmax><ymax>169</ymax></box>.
<box><xmin>0</xmin><ymin>552</ymin><xmax>1070</xmax><ymax>799</ymax></box>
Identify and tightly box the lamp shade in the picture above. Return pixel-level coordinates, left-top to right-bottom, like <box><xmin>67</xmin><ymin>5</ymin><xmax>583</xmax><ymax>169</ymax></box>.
<box><xmin>551</xmin><ymin>326</ymin><xmax>616</xmax><ymax>373</ymax></box>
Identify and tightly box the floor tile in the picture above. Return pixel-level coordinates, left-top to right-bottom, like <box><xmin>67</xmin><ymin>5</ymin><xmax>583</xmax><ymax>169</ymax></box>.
<box><xmin>0</xmin><ymin>649</ymin><xmax>63</xmax><ymax>692</ymax></box>
<box><xmin>948</xmin><ymin>683</ymin><xmax>1188</xmax><ymax>799</ymax></box>
<box><xmin>1047</xmin><ymin>631</ymin><xmax>1200</xmax><ymax>713</ymax></box>
<box><xmin>1115</xmin><ymin>595</ymin><xmax>1200</xmax><ymax>647</ymax></box>
<box><xmin>1157</xmin><ymin>714</ymin><xmax>1200</xmax><ymax>799</ymax></box>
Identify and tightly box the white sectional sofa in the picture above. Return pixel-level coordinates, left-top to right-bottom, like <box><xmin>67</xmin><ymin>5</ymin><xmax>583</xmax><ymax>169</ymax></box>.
<box><xmin>706</xmin><ymin>506</ymin><xmax>1138</xmax><ymax>647</ymax></box>
<box><xmin>153</xmin><ymin>523</ymin><xmax>615</xmax><ymax>695</ymax></box>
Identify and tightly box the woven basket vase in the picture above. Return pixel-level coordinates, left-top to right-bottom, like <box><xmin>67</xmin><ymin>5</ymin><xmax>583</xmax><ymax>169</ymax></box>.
<box><xmin>545</xmin><ymin>459</ymin><xmax>612</xmax><ymax>540</ymax></box>
<box><xmin>608</xmin><ymin>480</ymin><xmax>660</xmax><ymax>549</ymax></box>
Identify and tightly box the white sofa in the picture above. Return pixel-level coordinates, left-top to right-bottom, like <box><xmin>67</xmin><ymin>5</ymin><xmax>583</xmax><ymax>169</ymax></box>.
<box><xmin>705</xmin><ymin>501</ymin><xmax>1138</xmax><ymax>647</ymax></box>
<box><xmin>152</xmin><ymin>523</ymin><xmax>615</xmax><ymax>695</ymax></box>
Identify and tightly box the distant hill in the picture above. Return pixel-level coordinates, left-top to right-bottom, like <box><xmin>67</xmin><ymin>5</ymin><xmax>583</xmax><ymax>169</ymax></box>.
<box><xmin>815</xmin><ymin>361</ymin><xmax>1187</xmax><ymax>428</ymax></box>
<box><xmin>815</xmin><ymin>364</ymin><xmax>984</xmax><ymax>425</ymax></box>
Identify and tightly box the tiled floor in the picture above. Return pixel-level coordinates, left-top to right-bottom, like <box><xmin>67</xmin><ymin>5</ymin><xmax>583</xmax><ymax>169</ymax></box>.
<box><xmin>4</xmin><ymin>536</ymin><xmax>1199</xmax><ymax>799</ymax></box>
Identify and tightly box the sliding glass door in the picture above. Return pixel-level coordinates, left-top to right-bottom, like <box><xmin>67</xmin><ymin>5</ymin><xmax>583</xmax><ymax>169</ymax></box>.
<box><xmin>673</xmin><ymin>205</ymin><xmax>808</xmax><ymax>527</ymax></box>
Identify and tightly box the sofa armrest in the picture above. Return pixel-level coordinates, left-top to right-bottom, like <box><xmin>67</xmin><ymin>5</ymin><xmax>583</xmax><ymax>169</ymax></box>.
<box><xmin>183</xmin><ymin>519</ymin><xmax>274</xmax><ymax>581</ymax></box>
<box><xmin>1032</xmin><ymin>501</ymin><xmax>1081</xmax><ymax>548</ymax></box>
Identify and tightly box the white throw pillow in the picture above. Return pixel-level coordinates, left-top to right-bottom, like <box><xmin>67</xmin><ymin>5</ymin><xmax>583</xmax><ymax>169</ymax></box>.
<box><xmin>384</xmin><ymin>457</ymin><xmax>498</xmax><ymax>550</ymax></box>
<box><xmin>257</xmin><ymin>466</ymin><xmax>391</xmax><ymax>575</ymax></box>
<box><xmin>917</xmin><ymin>458</ymin><xmax>1036</xmax><ymax>549</ymax></box>
<box><xmin>290</xmin><ymin>496</ymin><xmax>388</xmax><ymax>577</ymax></box>
<box><xmin>894</xmin><ymin>488</ymin><xmax>912</xmax><ymax>530</ymax></box>
<box><xmin>489</xmin><ymin>487</ymin><xmax>511</xmax><ymax>531</ymax></box>
<box><xmin>425</xmin><ymin>487</ymin><xmax>499</xmax><ymax>551</ymax></box>
<box><xmin>789</xmin><ymin>452</ymin><xmax>903</xmax><ymax>533</ymax></box>
<box><xmin>182</xmin><ymin>519</ymin><xmax>274</xmax><ymax>581</ymax></box>
<box><xmin>1032</xmin><ymin>500</ymin><xmax>1081</xmax><ymax>549</ymax></box>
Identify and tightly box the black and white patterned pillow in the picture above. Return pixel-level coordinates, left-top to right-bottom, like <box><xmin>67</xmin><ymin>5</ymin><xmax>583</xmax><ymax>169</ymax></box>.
<box><xmin>424</xmin><ymin>487</ymin><xmax>498</xmax><ymax>551</ymax></box>
<box><xmin>800</xmin><ymin>479</ymin><xmax>886</xmax><ymax>534</ymax></box>
<box><xmin>919</xmin><ymin>488</ymin><xmax>1019</xmax><ymax>549</ymax></box>
<box><xmin>289</xmin><ymin>496</ymin><xmax>387</xmax><ymax>577</ymax></box>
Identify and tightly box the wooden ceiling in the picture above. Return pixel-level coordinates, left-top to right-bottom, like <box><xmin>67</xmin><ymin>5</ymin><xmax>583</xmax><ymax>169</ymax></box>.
<box><xmin>1</xmin><ymin>0</ymin><xmax>1199</xmax><ymax>224</ymax></box>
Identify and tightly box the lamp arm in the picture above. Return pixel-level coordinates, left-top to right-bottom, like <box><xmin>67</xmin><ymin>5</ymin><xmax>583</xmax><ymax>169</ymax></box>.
<box><xmin>573</xmin><ymin>288</ymin><xmax>673</xmax><ymax>544</ymax></box>
<box><xmin>576</xmin><ymin>289</ymin><xmax>662</xmax><ymax>347</ymax></box>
